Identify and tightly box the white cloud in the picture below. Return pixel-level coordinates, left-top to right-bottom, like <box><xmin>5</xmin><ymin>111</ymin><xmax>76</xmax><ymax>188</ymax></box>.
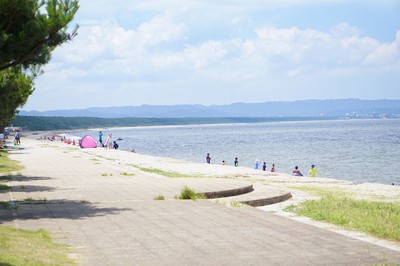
<box><xmin>48</xmin><ymin>18</ymin><xmax>400</xmax><ymax>85</ymax></box>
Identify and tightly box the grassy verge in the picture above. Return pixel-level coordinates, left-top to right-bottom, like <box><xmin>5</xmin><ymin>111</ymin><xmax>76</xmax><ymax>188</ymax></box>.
<box><xmin>285</xmin><ymin>191</ymin><xmax>400</xmax><ymax>242</ymax></box>
<box><xmin>128</xmin><ymin>164</ymin><xmax>200</xmax><ymax>178</ymax></box>
<box><xmin>0</xmin><ymin>150</ymin><xmax>23</xmax><ymax>173</ymax></box>
<box><xmin>0</xmin><ymin>151</ymin><xmax>76</xmax><ymax>264</ymax></box>
<box><xmin>0</xmin><ymin>226</ymin><xmax>77</xmax><ymax>265</ymax></box>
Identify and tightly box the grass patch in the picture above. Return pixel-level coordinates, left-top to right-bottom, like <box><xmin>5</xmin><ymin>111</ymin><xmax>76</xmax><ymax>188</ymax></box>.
<box><xmin>289</xmin><ymin>186</ymin><xmax>348</xmax><ymax>197</ymax></box>
<box><xmin>128</xmin><ymin>164</ymin><xmax>198</xmax><ymax>178</ymax></box>
<box><xmin>230</xmin><ymin>201</ymin><xmax>247</xmax><ymax>207</ymax></box>
<box><xmin>212</xmin><ymin>199</ymin><xmax>227</xmax><ymax>206</ymax></box>
<box><xmin>0</xmin><ymin>201</ymin><xmax>17</xmax><ymax>210</ymax></box>
<box><xmin>0</xmin><ymin>175</ymin><xmax>12</xmax><ymax>181</ymax></box>
<box><xmin>0</xmin><ymin>225</ymin><xmax>77</xmax><ymax>265</ymax></box>
<box><xmin>90</xmin><ymin>158</ymin><xmax>100</xmax><ymax>162</ymax></box>
<box><xmin>101</xmin><ymin>173</ymin><xmax>113</xmax><ymax>177</ymax></box>
<box><xmin>120</xmin><ymin>172</ymin><xmax>135</xmax><ymax>176</ymax></box>
<box><xmin>95</xmin><ymin>155</ymin><xmax>115</xmax><ymax>161</ymax></box>
<box><xmin>0</xmin><ymin>184</ymin><xmax>11</xmax><ymax>191</ymax></box>
<box><xmin>286</xmin><ymin>193</ymin><xmax>400</xmax><ymax>242</ymax></box>
<box><xmin>18</xmin><ymin>197</ymin><xmax>47</xmax><ymax>203</ymax></box>
<box><xmin>175</xmin><ymin>186</ymin><xmax>206</xmax><ymax>200</ymax></box>
<box><xmin>153</xmin><ymin>195</ymin><xmax>165</xmax><ymax>200</ymax></box>
<box><xmin>0</xmin><ymin>150</ymin><xmax>23</xmax><ymax>173</ymax></box>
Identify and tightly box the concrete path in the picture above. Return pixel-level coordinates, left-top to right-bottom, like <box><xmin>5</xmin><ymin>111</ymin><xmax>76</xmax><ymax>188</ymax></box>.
<box><xmin>1</xmin><ymin>138</ymin><xmax>400</xmax><ymax>265</ymax></box>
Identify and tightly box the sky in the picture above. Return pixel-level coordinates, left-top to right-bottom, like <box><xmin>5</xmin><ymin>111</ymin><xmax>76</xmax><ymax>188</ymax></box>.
<box><xmin>23</xmin><ymin>0</ymin><xmax>400</xmax><ymax>111</ymax></box>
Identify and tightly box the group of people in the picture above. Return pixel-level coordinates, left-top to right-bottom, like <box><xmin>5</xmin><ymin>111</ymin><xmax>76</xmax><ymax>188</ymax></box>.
<box><xmin>98</xmin><ymin>131</ymin><xmax>118</xmax><ymax>150</ymax></box>
<box><xmin>254</xmin><ymin>159</ymin><xmax>276</xmax><ymax>172</ymax></box>
<box><xmin>206</xmin><ymin>153</ymin><xmax>319</xmax><ymax>177</ymax></box>
<box><xmin>292</xmin><ymin>165</ymin><xmax>320</xmax><ymax>177</ymax></box>
<box><xmin>207</xmin><ymin>154</ymin><xmax>241</xmax><ymax>168</ymax></box>
<box><xmin>205</xmin><ymin>154</ymin><xmax>276</xmax><ymax>172</ymax></box>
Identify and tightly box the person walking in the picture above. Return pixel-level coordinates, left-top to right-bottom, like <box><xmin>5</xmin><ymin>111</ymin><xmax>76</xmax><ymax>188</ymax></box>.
<box><xmin>234</xmin><ymin>157</ymin><xmax>239</xmax><ymax>167</ymax></box>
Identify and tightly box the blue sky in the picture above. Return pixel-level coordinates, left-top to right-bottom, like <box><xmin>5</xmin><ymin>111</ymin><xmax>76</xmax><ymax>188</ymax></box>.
<box><xmin>24</xmin><ymin>0</ymin><xmax>400</xmax><ymax>111</ymax></box>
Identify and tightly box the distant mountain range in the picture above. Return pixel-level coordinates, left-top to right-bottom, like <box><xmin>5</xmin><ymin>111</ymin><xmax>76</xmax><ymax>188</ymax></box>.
<box><xmin>20</xmin><ymin>99</ymin><xmax>400</xmax><ymax>118</ymax></box>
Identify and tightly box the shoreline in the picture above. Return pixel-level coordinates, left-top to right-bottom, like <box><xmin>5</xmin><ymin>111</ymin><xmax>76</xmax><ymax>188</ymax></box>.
<box><xmin>26</xmin><ymin>133</ymin><xmax>400</xmax><ymax>200</ymax></box>
<box><xmin>34</xmin><ymin>118</ymin><xmax>400</xmax><ymax>187</ymax></box>
<box><xmin>27</xmin><ymin>129</ymin><xmax>399</xmax><ymax>187</ymax></box>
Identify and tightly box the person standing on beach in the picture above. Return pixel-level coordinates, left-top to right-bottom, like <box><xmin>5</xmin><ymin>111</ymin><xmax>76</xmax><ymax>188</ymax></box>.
<box><xmin>206</xmin><ymin>153</ymin><xmax>211</xmax><ymax>164</ymax></box>
<box><xmin>308</xmin><ymin>164</ymin><xmax>320</xmax><ymax>177</ymax></box>
<box><xmin>234</xmin><ymin>157</ymin><xmax>239</xmax><ymax>167</ymax></box>
<box><xmin>270</xmin><ymin>164</ymin><xmax>276</xmax><ymax>172</ymax></box>
<box><xmin>254</xmin><ymin>159</ymin><xmax>259</xmax><ymax>169</ymax></box>
<box><xmin>98</xmin><ymin>131</ymin><xmax>103</xmax><ymax>147</ymax></box>
<box><xmin>262</xmin><ymin>162</ymin><xmax>267</xmax><ymax>171</ymax></box>
<box><xmin>105</xmin><ymin>134</ymin><xmax>113</xmax><ymax>149</ymax></box>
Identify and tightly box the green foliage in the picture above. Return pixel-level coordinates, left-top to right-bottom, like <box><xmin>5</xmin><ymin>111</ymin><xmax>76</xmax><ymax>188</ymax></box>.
<box><xmin>153</xmin><ymin>195</ymin><xmax>165</xmax><ymax>200</ymax></box>
<box><xmin>0</xmin><ymin>0</ymin><xmax>79</xmax><ymax>71</ymax></box>
<box><xmin>0</xmin><ymin>150</ymin><xmax>23</xmax><ymax>173</ymax></box>
<box><xmin>120</xmin><ymin>172</ymin><xmax>135</xmax><ymax>176</ymax></box>
<box><xmin>230</xmin><ymin>201</ymin><xmax>247</xmax><ymax>207</ymax></box>
<box><xmin>0</xmin><ymin>67</ymin><xmax>34</xmax><ymax>127</ymax></box>
<box><xmin>0</xmin><ymin>225</ymin><xmax>77</xmax><ymax>265</ymax></box>
<box><xmin>0</xmin><ymin>0</ymin><xmax>79</xmax><ymax>128</ymax></box>
<box><xmin>0</xmin><ymin>184</ymin><xmax>11</xmax><ymax>190</ymax></box>
<box><xmin>289</xmin><ymin>194</ymin><xmax>400</xmax><ymax>242</ymax></box>
<box><xmin>176</xmin><ymin>186</ymin><xmax>206</xmax><ymax>200</ymax></box>
<box><xmin>11</xmin><ymin>116</ymin><xmax>335</xmax><ymax>131</ymax></box>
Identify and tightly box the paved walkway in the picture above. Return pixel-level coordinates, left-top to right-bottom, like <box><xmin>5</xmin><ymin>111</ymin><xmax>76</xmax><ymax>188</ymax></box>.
<box><xmin>1</xmin><ymin>138</ymin><xmax>400</xmax><ymax>265</ymax></box>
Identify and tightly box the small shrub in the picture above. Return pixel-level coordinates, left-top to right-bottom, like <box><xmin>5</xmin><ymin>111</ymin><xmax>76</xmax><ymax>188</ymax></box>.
<box><xmin>101</xmin><ymin>173</ymin><xmax>108</xmax><ymax>177</ymax></box>
<box><xmin>176</xmin><ymin>186</ymin><xmax>206</xmax><ymax>200</ymax></box>
<box><xmin>153</xmin><ymin>195</ymin><xmax>165</xmax><ymax>200</ymax></box>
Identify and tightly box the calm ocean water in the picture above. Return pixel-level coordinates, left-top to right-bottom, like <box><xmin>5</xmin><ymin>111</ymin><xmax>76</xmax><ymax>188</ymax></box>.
<box><xmin>76</xmin><ymin>119</ymin><xmax>400</xmax><ymax>185</ymax></box>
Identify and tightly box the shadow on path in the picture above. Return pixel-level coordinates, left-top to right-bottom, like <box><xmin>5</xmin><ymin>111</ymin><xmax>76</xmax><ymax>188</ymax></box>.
<box><xmin>0</xmin><ymin>199</ymin><xmax>132</xmax><ymax>222</ymax></box>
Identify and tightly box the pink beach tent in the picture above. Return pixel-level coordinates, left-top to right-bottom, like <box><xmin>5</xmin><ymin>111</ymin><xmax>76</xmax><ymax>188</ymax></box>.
<box><xmin>80</xmin><ymin>135</ymin><xmax>97</xmax><ymax>148</ymax></box>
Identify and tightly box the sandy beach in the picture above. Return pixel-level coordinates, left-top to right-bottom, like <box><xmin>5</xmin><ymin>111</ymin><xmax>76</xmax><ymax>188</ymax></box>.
<box><xmin>1</xmin><ymin>134</ymin><xmax>400</xmax><ymax>265</ymax></box>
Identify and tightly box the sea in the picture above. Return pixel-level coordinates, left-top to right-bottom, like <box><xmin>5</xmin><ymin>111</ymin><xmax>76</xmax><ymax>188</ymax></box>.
<box><xmin>75</xmin><ymin>119</ymin><xmax>400</xmax><ymax>185</ymax></box>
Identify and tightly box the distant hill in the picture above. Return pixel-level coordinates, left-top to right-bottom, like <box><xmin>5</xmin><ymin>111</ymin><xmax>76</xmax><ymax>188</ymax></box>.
<box><xmin>19</xmin><ymin>99</ymin><xmax>400</xmax><ymax>118</ymax></box>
